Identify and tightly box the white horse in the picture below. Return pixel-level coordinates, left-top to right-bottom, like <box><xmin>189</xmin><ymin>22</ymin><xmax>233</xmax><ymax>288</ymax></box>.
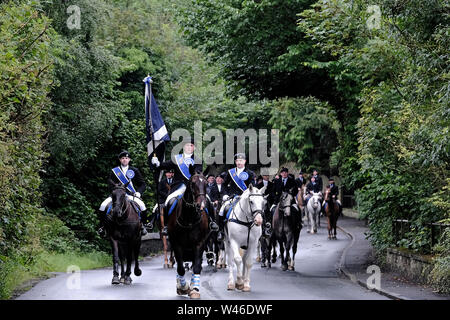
<box><xmin>306</xmin><ymin>192</ymin><xmax>322</xmax><ymax>234</ymax></box>
<box><xmin>225</xmin><ymin>184</ymin><xmax>267</xmax><ymax>292</ymax></box>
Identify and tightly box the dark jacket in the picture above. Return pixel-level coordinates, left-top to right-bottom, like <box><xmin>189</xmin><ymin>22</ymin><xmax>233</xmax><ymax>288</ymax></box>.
<box><xmin>273</xmin><ymin>176</ymin><xmax>297</xmax><ymax>204</ymax></box>
<box><xmin>256</xmin><ymin>180</ymin><xmax>275</xmax><ymax>206</ymax></box>
<box><xmin>312</xmin><ymin>174</ymin><xmax>323</xmax><ymax>192</ymax></box>
<box><xmin>295</xmin><ymin>176</ymin><xmax>306</xmax><ymax>189</ymax></box>
<box><xmin>327</xmin><ymin>183</ymin><xmax>339</xmax><ymax>197</ymax></box>
<box><xmin>156</xmin><ymin>154</ymin><xmax>203</xmax><ymax>193</ymax></box>
<box><xmin>108</xmin><ymin>166</ymin><xmax>146</xmax><ymax>195</ymax></box>
<box><xmin>306</xmin><ymin>181</ymin><xmax>321</xmax><ymax>194</ymax></box>
<box><xmin>210</xmin><ymin>183</ymin><xmax>228</xmax><ymax>204</ymax></box>
<box><xmin>206</xmin><ymin>182</ymin><xmax>218</xmax><ymax>201</ymax></box>
<box><xmin>223</xmin><ymin>167</ymin><xmax>255</xmax><ymax>197</ymax></box>
<box><xmin>158</xmin><ymin>177</ymin><xmax>175</xmax><ymax>204</ymax></box>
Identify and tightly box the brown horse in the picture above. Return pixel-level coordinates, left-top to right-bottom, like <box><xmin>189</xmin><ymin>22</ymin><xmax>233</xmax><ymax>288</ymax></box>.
<box><xmin>166</xmin><ymin>168</ymin><xmax>210</xmax><ymax>299</ymax></box>
<box><xmin>106</xmin><ymin>183</ymin><xmax>142</xmax><ymax>285</ymax></box>
<box><xmin>324</xmin><ymin>188</ymin><xmax>339</xmax><ymax>240</ymax></box>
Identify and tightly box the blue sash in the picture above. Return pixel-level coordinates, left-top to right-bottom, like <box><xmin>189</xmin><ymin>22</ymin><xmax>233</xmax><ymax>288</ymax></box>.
<box><xmin>229</xmin><ymin>168</ymin><xmax>248</xmax><ymax>192</ymax></box>
<box><xmin>175</xmin><ymin>154</ymin><xmax>193</xmax><ymax>180</ymax></box>
<box><xmin>112</xmin><ymin>167</ymin><xmax>137</xmax><ymax>194</ymax></box>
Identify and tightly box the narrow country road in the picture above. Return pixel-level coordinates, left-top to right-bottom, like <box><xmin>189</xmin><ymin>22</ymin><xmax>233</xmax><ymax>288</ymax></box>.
<box><xmin>16</xmin><ymin>223</ymin><xmax>388</xmax><ymax>300</ymax></box>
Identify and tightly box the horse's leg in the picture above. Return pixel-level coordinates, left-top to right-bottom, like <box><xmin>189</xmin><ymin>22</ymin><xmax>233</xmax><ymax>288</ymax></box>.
<box><xmin>226</xmin><ymin>237</ymin><xmax>238</xmax><ymax>290</ymax></box>
<box><xmin>118</xmin><ymin>242</ymin><xmax>126</xmax><ymax>283</ymax></box>
<box><xmin>326</xmin><ymin>213</ymin><xmax>332</xmax><ymax>239</ymax></box>
<box><xmin>174</xmin><ymin>244</ymin><xmax>189</xmax><ymax>295</ymax></box>
<box><xmin>286</xmin><ymin>231</ymin><xmax>294</xmax><ymax>271</ymax></box>
<box><xmin>189</xmin><ymin>245</ymin><xmax>203</xmax><ymax>299</ymax></box>
<box><xmin>134</xmin><ymin>238</ymin><xmax>142</xmax><ymax>277</ymax></box>
<box><xmin>256</xmin><ymin>239</ymin><xmax>261</xmax><ymax>262</ymax></box>
<box><xmin>260</xmin><ymin>236</ymin><xmax>267</xmax><ymax>267</ymax></box>
<box><xmin>123</xmin><ymin>241</ymin><xmax>133</xmax><ymax>285</ymax></box>
<box><xmin>111</xmin><ymin>239</ymin><xmax>120</xmax><ymax>285</ymax></box>
<box><xmin>279</xmin><ymin>239</ymin><xmax>287</xmax><ymax>271</ymax></box>
<box><xmin>161</xmin><ymin>234</ymin><xmax>169</xmax><ymax>268</ymax></box>
<box><xmin>242</xmin><ymin>231</ymin><xmax>259</xmax><ymax>292</ymax></box>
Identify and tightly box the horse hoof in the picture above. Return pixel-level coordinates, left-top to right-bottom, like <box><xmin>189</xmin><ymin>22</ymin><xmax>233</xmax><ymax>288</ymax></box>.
<box><xmin>268</xmin><ymin>262</ymin><xmax>271</xmax><ymax>268</ymax></box>
<box><xmin>112</xmin><ymin>276</ymin><xmax>120</xmax><ymax>285</ymax></box>
<box><xmin>281</xmin><ymin>264</ymin><xmax>288</xmax><ymax>271</ymax></box>
<box><xmin>236</xmin><ymin>283</ymin><xmax>244</xmax><ymax>290</ymax></box>
<box><xmin>134</xmin><ymin>268</ymin><xmax>142</xmax><ymax>276</ymax></box>
<box><xmin>120</xmin><ymin>277</ymin><xmax>125</xmax><ymax>284</ymax></box>
<box><xmin>243</xmin><ymin>286</ymin><xmax>251</xmax><ymax>292</ymax></box>
<box><xmin>256</xmin><ymin>257</ymin><xmax>261</xmax><ymax>262</ymax></box>
<box><xmin>288</xmin><ymin>266</ymin><xmax>295</xmax><ymax>271</ymax></box>
<box><xmin>177</xmin><ymin>288</ymin><xmax>190</xmax><ymax>295</ymax></box>
<box><xmin>124</xmin><ymin>277</ymin><xmax>132</xmax><ymax>285</ymax></box>
<box><xmin>271</xmin><ymin>258</ymin><xmax>276</xmax><ymax>263</ymax></box>
<box><xmin>189</xmin><ymin>290</ymin><xmax>201</xmax><ymax>299</ymax></box>
<box><xmin>261</xmin><ymin>262</ymin><xmax>267</xmax><ymax>268</ymax></box>
<box><xmin>227</xmin><ymin>283</ymin><xmax>235</xmax><ymax>290</ymax></box>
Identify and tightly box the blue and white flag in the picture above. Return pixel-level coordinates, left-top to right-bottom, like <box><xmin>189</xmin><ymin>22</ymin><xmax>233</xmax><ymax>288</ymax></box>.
<box><xmin>144</xmin><ymin>76</ymin><xmax>170</xmax><ymax>163</ymax></box>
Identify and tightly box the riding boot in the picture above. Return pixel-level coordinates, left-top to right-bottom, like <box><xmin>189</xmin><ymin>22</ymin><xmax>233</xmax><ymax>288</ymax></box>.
<box><xmin>161</xmin><ymin>209</ymin><xmax>168</xmax><ymax>236</ymax></box>
<box><xmin>140</xmin><ymin>210</ymin><xmax>148</xmax><ymax>236</ymax></box>
<box><xmin>217</xmin><ymin>215</ymin><xmax>225</xmax><ymax>241</ymax></box>
<box><xmin>208</xmin><ymin>214</ymin><xmax>219</xmax><ymax>232</ymax></box>
<box><xmin>97</xmin><ymin>210</ymin><xmax>108</xmax><ymax>238</ymax></box>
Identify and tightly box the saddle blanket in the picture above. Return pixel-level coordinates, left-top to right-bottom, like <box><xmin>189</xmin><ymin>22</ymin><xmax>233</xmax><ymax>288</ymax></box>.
<box><xmin>219</xmin><ymin>196</ymin><xmax>241</xmax><ymax>220</ymax></box>
<box><xmin>99</xmin><ymin>195</ymin><xmax>146</xmax><ymax>211</ymax></box>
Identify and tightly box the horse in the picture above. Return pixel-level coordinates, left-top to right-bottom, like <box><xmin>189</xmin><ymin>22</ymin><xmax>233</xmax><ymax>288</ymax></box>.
<box><xmin>225</xmin><ymin>184</ymin><xmax>267</xmax><ymax>292</ymax></box>
<box><xmin>204</xmin><ymin>197</ymin><xmax>220</xmax><ymax>271</ymax></box>
<box><xmin>269</xmin><ymin>189</ymin><xmax>301</xmax><ymax>271</ymax></box>
<box><xmin>259</xmin><ymin>199</ymin><xmax>274</xmax><ymax>268</ymax></box>
<box><xmin>106</xmin><ymin>183</ymin><xmax>142</xmax><ymax>285</ymax></box>
<box><xmin>305</xmin><ymin>192</ymin><xmax>322</xmax><ymax>234</ymax></box>
<box><xmin>167</xmin><ymin>168</ymin><xmax>210</xmax><ymax>299</ymax></box>
<box><xmin>324</xmin><ymin>188</ymin><xmax>339</xmax><ymax>239</ymax></box>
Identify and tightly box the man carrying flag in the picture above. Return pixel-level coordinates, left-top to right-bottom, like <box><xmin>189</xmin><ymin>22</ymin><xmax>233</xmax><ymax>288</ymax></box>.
<box><xmin>143</xmin><ymin>75</ymin><xmax>170</xmax><ymax>233</ymax></box>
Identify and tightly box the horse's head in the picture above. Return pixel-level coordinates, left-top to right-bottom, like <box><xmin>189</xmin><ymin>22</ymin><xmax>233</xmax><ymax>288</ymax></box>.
<box><xmin>243</xmin><ymin>184</ymin><xmax>266</xmax><ymax>226</ymax></box>
<box><xmin>189</xmin><ymin>171</ymin><xmax>207</xmax><ymax>213</ymax></box>
<box><xmin>324</xmin><ymin>188</ymin><xmax>331</xmax><ymax>201</ymax></box>
<box><xmin>280</xmin><ymin>189</ymin><xmax>294</xmax><ymax>217</ymax></box>
<box><xmin>310</xmin><ymin>192</ymin><xmax>322</xmax><ymax>209</ymax></box>
<box><xmin>111</xmin><ymin>183</ymin><xmax>128</xmax><ymax>220</ymax></box>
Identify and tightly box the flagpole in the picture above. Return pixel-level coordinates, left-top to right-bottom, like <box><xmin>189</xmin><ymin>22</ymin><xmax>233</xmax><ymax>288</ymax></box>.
<box><xmin>144</xmin><ymin>75</ymin><xmax>161</xmax><ymax>223</ymax></box>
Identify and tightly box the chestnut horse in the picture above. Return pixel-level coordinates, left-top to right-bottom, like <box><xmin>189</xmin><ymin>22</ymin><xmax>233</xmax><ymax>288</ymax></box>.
<box><xmin>166</xmin><ymin>168</ymin><xmax>210</xmax><ymax>299</ymax></box>
<box><xmin>324</xmin><ymin>188</ymin><xmax>339</xmax><ymax>239</ymax></box>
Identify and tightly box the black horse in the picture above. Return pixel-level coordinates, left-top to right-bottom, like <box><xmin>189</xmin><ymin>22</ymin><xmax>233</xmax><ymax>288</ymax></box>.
<box><xmin>166</xmin><ymin>167</ymin><xmax>210</xmax><ymax>299</ymax></box>
<box><xmin>205</xmin><ymin>199</ymin><xmax>220</xmax><ymax>270</ymax></box>
<box><xmin>268</xmin><ymin>189</ymin><xmax>301</xmax><ymax>271</ymax></box>
<box><xmin>106</xmin><ymin>183</ymin><xmax>142</xmax><ymax>285</ymax></box>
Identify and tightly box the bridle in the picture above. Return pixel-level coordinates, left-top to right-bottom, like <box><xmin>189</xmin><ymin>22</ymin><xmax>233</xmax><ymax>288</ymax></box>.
<box><xmin>111</xmin><ymin>186</ymin><xmax>131</xmax><ymax>222</ymax></box>
<box><xmin>176</xmin><ymin>175</ymin><xmax>207</xmax><ymax>229</ymax></box>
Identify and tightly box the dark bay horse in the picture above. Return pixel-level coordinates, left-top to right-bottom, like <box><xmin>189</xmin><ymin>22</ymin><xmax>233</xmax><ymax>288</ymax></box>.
<box><xmin>167</xmin><ymin>168</ymin><xmax>210</xmax><ymax>299</ymax></box>
<box><xmin>269</xmin><ymin>190</ymin><xmax>301</xmax><ymax>271</ymax></box>
<box><xmin>324</xmin><ymin>188</ymin><xmax>339</xmax><ymax>239</ymax></box>
<box><xmin>205</xmin><ymin>199</ymin><xmax>220</xmax><ymax>271</ymax></box>
<box><xmin>106</xmin><ymin>183</ymin><xmax>142</xmax><ymax>285</ymax></box>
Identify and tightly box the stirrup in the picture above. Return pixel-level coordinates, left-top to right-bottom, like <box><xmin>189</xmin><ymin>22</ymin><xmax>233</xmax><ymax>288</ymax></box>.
<box><xmin>162</xmin><ymin>226</ymin><xmax>168</xmax><ymax>236</ymax></box>
<box><xmin>209</xmin><ymin>221</ymin><xmax>219</xmax><ymax>232</ymax></box>
<box><xmin>145</xmin><ymin>222</ymin><xmax>153</xmax><ymax>231</ymax></box>
<box><xmin>141</xmin><ymin>224</ymin><xmax>148</xmax><ymax>235</ymax></box>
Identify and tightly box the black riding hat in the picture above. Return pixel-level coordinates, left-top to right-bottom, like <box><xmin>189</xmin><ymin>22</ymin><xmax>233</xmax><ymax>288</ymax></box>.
<box><xmin>280</xmin><ymin>167</ymin><xmax>289</xmax><ymax>173</ymax></box>
<box><xmin>118</xmin><ymin>150</ymin><xmax>130</xmax><ymax>159</ymax></box>
<box><xmin>234</xmin><ymin>153</ymin><xmax>246</xmax><ymax>160</ymax></box>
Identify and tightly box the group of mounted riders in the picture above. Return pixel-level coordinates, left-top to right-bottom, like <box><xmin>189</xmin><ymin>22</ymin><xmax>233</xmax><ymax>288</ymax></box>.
<box><xmin>98</xmin><ymin>139</ymin><xmax>342</xmax><ymax>243</ymax></box>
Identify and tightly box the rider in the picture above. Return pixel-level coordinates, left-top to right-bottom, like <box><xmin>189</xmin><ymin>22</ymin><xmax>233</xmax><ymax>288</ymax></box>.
<box><xmin>217</xmin><ymin>153</ymin><xmax>255</xmax><ymax>241</ymax></box>
<box><xmin>273</xmin><ymin>167</ymin><xmax>297</xmax><ymax>205</ymax></box>
<box><xmin>312</xmin><ymin>169</ymin><xmax>323</xmax><ymax>192</ymax></box>
<box><xmin>304</xmin><ymin>175</ymin><xmax>321</xmax><ymax>206</ymax></box>
<box><xmin>146</xmin><ymin>168</ymin><xmax>175</xmax><ymax>231</ymax></box>
<box><xmin>256</xmin><ymin>172</ymin><xmax>275</xmax><ymax>237</ymax></box>
<box><xmin>150</xmin><ymin>138</ymin><xmax>219</xmax><ymax>236</ymax></box>
<box><xmin>295</xmin><ymin>170</ymin><xmax>306</xmax><ymax>190</ymax></box>
<box><xmin>325</xmin><ymin>177</ymin><xmax>342</xmax><ymax>216</ymax></box>
<box><xmin>98</xmin><ymin>150</ymin><xmax>149</xmax><ymax>237</ymax></box>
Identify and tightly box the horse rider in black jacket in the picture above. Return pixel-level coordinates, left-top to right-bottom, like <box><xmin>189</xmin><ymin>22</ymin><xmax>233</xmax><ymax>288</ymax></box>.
<box><xmin>150</xmin><ymin>139</ymin><xmax>218</xmax><ymax>235</ymax></box>
<box><xmin>98</xmin><ymin>150</ymin><xmax>149</xmax><ymax>237</ymax></box>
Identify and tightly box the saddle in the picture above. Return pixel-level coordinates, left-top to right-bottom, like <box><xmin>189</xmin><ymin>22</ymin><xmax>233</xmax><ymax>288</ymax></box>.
<box><xmin>106</xmin><ymin>200</ymin><xmax>142</xmax><ymax>219</ymax></box>
<box><xmin>222</xmin><ymin>196</ymin><xmax>240</xmax><ymax>221</ymax></box>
